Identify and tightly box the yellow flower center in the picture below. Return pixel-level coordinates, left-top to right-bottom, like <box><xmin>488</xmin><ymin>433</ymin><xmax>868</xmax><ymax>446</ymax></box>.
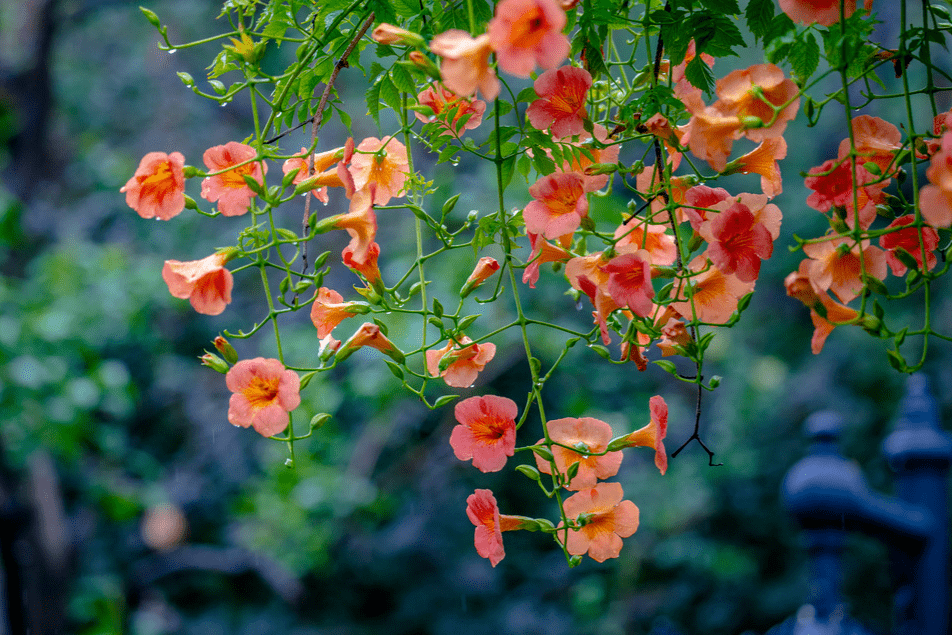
<box><xmin>243</xmin><ymin>376</ymin><xmax>280</xmax><ymax>410</ymax></box>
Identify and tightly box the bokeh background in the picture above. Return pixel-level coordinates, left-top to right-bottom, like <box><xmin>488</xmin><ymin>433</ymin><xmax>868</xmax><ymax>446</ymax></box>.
<box><xmin>2</xmin><ymin>1</ymin><xmax>950</xmax><ymax>633</ymax></box>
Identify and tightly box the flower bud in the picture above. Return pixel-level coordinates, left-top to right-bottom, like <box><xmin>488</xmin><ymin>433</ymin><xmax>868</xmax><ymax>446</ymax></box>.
<box><xmin>408</xmin><ymin>51</ymin><xmax>441</xmax><ymax>79</ymax></box>
<box><xmin>583</xmin><ymin>162</ymin><xmax>619</xmax><ymax>176</ymax></box>
<box><xmin>200</xmin><ymin>352</ymin><xmax>230</xmax><ymax>374</ymax></box>
<box><xmin>740</xmin><ymin>115</ymin><xmax>764</xmax><ymax>130</ymax></box>
<box><xmin>460</xmin><ymin>257</ymin><xmax>500</xmax><ymax>298</ymax></box>
<box><xmin>213</xmin><ymin>335</ymin><xmax>238</xmax><ymax>364</ymax></box>
<box><xmin>372</xmin><ymin>23</ymin><xmax>425</xmax><ymax>47</ymax></box>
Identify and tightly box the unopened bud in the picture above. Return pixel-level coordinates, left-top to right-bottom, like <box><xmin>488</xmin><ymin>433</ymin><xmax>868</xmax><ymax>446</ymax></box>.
<box><xmin>213</xmin><ymin>335</ymin><xmax>238</xmax><ymax>364</ymax></box>
<box><xmin>740</xmin><ymin>115</ymin><xmax>764</xmax><ymax>130</ymax></box>
<box><xmin>200</xmin><ymin>352</ymin><xmax>230</xmax><ymax>374</ymax></box>
<box><xmin>460</xmin><ymin>257</ymin><xmax>500</xmax><ymax>298</ymax></box>
<box><xmin>408</xmin><ymin>51</ymin><xmax>441</xmax><ymax>79</ymax></box>
<box><xmin>372</xmin><ymin>23</ymin><xmax>425</xmax><ymax>47</ymax></box>
<box><xmin>583</xmin><ymin>163</ymin><xmax>618</xmax><ymax>176</ymax></box>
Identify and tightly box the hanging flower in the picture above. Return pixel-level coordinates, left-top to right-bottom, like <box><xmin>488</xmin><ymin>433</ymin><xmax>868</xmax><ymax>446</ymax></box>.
<box><xmin>526</xmin><ymin>66</ymin><xmax>592</xmax><ymax>138</ymax></box>
<box><xmin>522</xmin><ymin>232</ymin><xmax>573</xmax><ymax>288</ymax></box>
<box><xmin>715</xmin><ymin>64</ymin><xmax>799</xmax><ymax>143</ymax></box>
<box><xmin>466</xmin><ymin>489</ymin><xmax>522</xmax><ymax>567</ymax></box>
<box><xmin>226</xmin><ymin>358</ymin><xmax>301</xmax><ymax>437</ymax></box>
<box><xmin>309</xmin><ymin>287</ymin><xmax>365</xmax><ymax>338</ymax></box>
<box><xmin>838</xmin><ymin>115</ymin><xmax>902</xmax><ymax>179</ymax></box>
<box><xmin>614</xmin><ymin>221</ymin><xmax>677</xmax><ymax>267</ymax></box>
<box><xmin>729</xmin><ymin>137</ymin><xmax>788</xmax><ymax>198</ymax></box>
<box><xmin>558</xmin><ymin>482</ymin><xmax>640</xmax><ymax>562</ymax></box>
<box><xmin>162</xmin><ymin>252</ymin><xmax>234</xmax><ymax>316</ymax></box>
<box><xmin>802</xmin><ymin>234</ymin><xmax>887</xmax><ymax>304</ymax></box>
<box><xmin>450</xmin><ymin>395</ymin><xmax>518</xmax><ymax>473</ymax></box>
<box><xmin>779</xmin><ymin>0</ymin><xmax>873</xmax><ymax>27</ymax></box>
<box><xmin>337</xmin><ymin>322</ymin><xmax>404</xmax><ymax>362</ymax></box>
<box><xmin>809</xmin><ymin>293</ymin><xmax>860</xmax><ymax>354</ymax></box>
<box><xmin>426</xmin><ymin>336</ymin><xmax>497</xmax><ymax>388</ymax></box>
<box><xmin>121</xmin><ymin>151</ymin><xmax>186</xmax><ymax>220</ymax></box>
<box><xmin>200</xmin><ymin>142</ymin><xmax>266</xmax><ymax>217</ymax></box>
<box><xmin>804</xmin><ymin>158</ymin><xmax>885</xmax><ymax>230</ymax></box>
<box><xmin>429</xmin><ymin>31</ymin><xmax>499</xmax><ymax>100</ymax></box>
<box><xmin>534</xmin><ymin>417</ymin><xmax>623</xmax><ymax>490</ymax></box>
<box><xmin>486</xmin><ymin>0</ymin><xmax>569</xmax><ymax>77</ymax></box>
<box><xmin>601</xmin><ymin>250</ymin><xmax>655</xmax><ymax>317</ymax></box>
<box><xmin>607</xmin><ymin>395</ymin><xmax>668</xmax><ymax>475</ymax></box>
<box><xmin>699</xmin><ymin>201</ymin><xmax>774</xmax><ymax>283</ymax></box>
<box><xmin>670</xmin><ymin>256</ymin><xmax>755</xmax><ymax>325</ymax></box>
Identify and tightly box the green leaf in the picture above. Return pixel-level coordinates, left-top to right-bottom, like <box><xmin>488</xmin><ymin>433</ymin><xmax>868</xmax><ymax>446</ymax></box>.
<box><xmin>385</xmin><ymin>360</ymin><xmax>404</xmax><ymax>380</ymax></box>
<box><xmin>790</xmin><ymin>32</ymin><xmax>820</xmax><ymax>80</ymax></box>
<box><xmin>433</xmin><ymin>395</ymin><xmax>458</xmax><ymax>408</ymax></box>
<box><xmin>365</xmin><ymin>81</ymin><xmax>382</xmax><ymax>126</ymax></box>
<box><xmin>389</xmin><ymin>63</ymin><xmax>416</xmax><ymax>94</ymax></box>
<box><xmin>684</xmin><ymin>54</ymin><xmax>715</xmax><ymax>94</ymax></box>
<box><xmin>887</xmin><ymin>348</ymin><xmax>907</xmax><ymax>372</ymax></box>
<box><xmin>588</xmin><ymin>344</ymin><xmax>611</xmax><ymax>359</ymax></box>
<box><xmin>456</xmin><ymin>314</ymin><xmax>480</xmax><ymax>331</ymax></box>
<box><xmin>745</xmin><ymin>0</ymin><xmax>774</xmax><ymax>41</ymax></box>
<box><xmin>378</xmin><ymin>75</ymin><xmax>402</xmax><ymax>113</ymax></box>
<box><xmin>699</xmin><ymin>0</ymin><xmax>740</xmax><ymax>13</ymax></box>
<box><xmin>500</xmin><ymin>155</ymin><xmax>517</xmax><ymax>189</ymax></box>
<box><xmin>654</xmin><ymin>359</ymin><xmax>678</xmax><ymax>375</ymax></box>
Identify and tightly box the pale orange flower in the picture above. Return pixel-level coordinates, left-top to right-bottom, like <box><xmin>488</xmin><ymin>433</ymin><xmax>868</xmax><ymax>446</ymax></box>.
<box><xmin>919</xmin><ymin>133</ymin><xmax>952</xmax><ymax>227</ymax></box>
<box><xmin>200</xmin><ymin>142</ymin><xmax>266</xmax><ymax>217</ymax></box>
<box><xmin>802</xmin><ymin>234</ymin><xmax>887</xmax><ymax>304</ymax></box>
<box><xmin>558</xmin><ymin>482</ymin><xmax>639</xmax><ymax>562</ymax></box>
<box><xmin>429</xmin><ymin>31</ymin><xmax>499</xmax><ymax>100</ymax></box>
<box><xmin>460</xmin><ymin>257</ymin><xmax>501</xmax><ymax>297</ymax></box>
<box><xmin>162</xmin><ymin>252</ymin><xmax>234</xmax><ymax>316</ymax></box>
<box><xmin>614</xmin><ymin>221</ymin><xmax>677</xmax><ymax>266</ymax></box>
<box><xmin>670</xmin><ymin>256</ymin><xmax>755</xmax><ymax>325</ymax></box>
<box><xmin>785</xmin><ymin>259</ymin><xmax>820</xmax><ymax>308</ymax></box>
<box><xmin>524</xmin><ymin>172</ymin><xmax>588</xmax><ymax>239</ymax></box>
<box><xmin>534</xmin><ymin>417</ymin><xmax>623</xmax><ymax>490</ymax></box>
<box><xmin>310</xmin><ymin>287</ymin><xmax>364</xmax><ymax>338</ymax></box>
<box><xmin>426</xmin><ymin>336</ymin><xmax>497</xmax><ymax>388</ymax></box>
<box><xmin>682</xmin><ymin>105</ymin><xmax>743</xmax><ymax>172</ymax></box>
<box><xmin>121</xmin><ymin>151</ymin><xmax>186</xmax><ymax>220</ymax></box>
<box><xmin>337</xmin><ymin>322</ymin><xmax>404</xmax><ymax>362</ymax></box>
<box><xmin>837</xmin><ymin>115</ymin><xmax>902</xmax><ymax>178</ymax></box>
<box><xmin>282</xmin><ymin>146</ymin><xmax>345</xmax><ymax>204</ymax></box>
<box><xmin>226</xmin><ymin>358</ymin><xmax>301</xmax><ymax>437</ymax></box>
<box><xmin>715</xmin><ymin>64</ymin><xmax>799</xmax><ymax>143</ymax></box>
<box><xmin>810</xmin><ymin>293</ymin><xmax>859</xmax><ymax>354</ymax></box>
<box><xmin>328</xmin><ymin>187</ymin><xmax>378</xmax><ymax>266</ymax></box>
<box><xmin>731</xmin><ymin>137</ymin><xmax>787</xmax><ymax>198</ymax></box>
<box><xmin>452</xmin><ymin>396</ymin><xmax>517</xmax><ymax>473</ymax></box>
<box><xmin>522</xmin><ymin>232</ymin><xmax>573</xmax><ymax>287</ymax></box>
<box><xmin>656</xmin><ymin>317</ymin><xmax>691</xmax><ymax>359</ymax></box>
<box><xmin>371</xmin><ymin>23</ymin><xmax>424</xmax><ymax>47</ymax></box>
<box><xmin>554</xmin><ymin>124</ymin><xmax>621</xmax><ymax>191</ymax></box>
<box><xmin>348</xmin><ymin>136</ymin><xmax>409</xmax><ymax>205</ymax></box>
<box><xmin>487</xmin><ymin>0</ymin><xmax>569</xmax><ymax>77</ymax></box>
<box><xmin>343</xmin><ymin>241</ymin><xmax>384</xmax><ymax>292</ymax></box>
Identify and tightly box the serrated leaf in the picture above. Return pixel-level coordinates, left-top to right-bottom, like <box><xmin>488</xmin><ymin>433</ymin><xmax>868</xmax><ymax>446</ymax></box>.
<box><xmin>365</xmin><ymin>81</ymin><xmax>382</xmax><ymax>125</ymax></box>
<box><xmin>699</xmin><ymin>0</ymin><xmax>740</xmax><ymax>13</ymax></box>
<box><xmin>389</xmin><ymin>63</ymin><xmax>416</xmax><ymax>94</ymax></box>
<box><xmin>378</xmin><ymin>76</ymin><xmax>402</xmax><ymax>112</ymax></box>
<box><xmin>684</xmin><ymin>54</ymin><xmax>715</xmax><ymax>94</ymax></box>
<box><xmin>745</xmin><ymin>0</ymin><xmax>774</xmax><ymax>41</ymax></box>
<box><xmin>790</xmin><ymin>32</ymin><xmax>820</xmax><ymax>80</ymax></box>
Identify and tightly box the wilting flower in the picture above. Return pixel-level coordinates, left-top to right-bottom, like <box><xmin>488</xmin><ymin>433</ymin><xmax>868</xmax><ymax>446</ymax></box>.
<box><xmin>467</xmin><ymin>489</ymin><xmax>522</xmax><ymax>567</ymax></box>
<box><xmin>426</xmin><ymin>336</ymin><xmax>497</xmax><ymax>388</ymax></box>
<box><xmin>460</xmin><ymin>257</ymin><xmax>501</xmax><ymax>297</ymax></box>
<box><xmin>348</xmin><ymin>136</ymin><xmax>409</xmax><ymax>205</ymax></box>
<box><xmin>310</xmin><ymin>287</ymin><xmax>365</xmax><ymax>338</ymax></box>
<box><xmin>526</xmin><ymin>66</ymin><xmax>592</xmax><ymax>138</ymax></box>
<box><xmin>670</xmin><ymin>256</ymin><xmax>755</xmax><ymax>325</ymax></box>
<box><xmin>162</xmin><ymin>252</ymin><xmax>234</xmax><ymax>316</ymax></box>
<box><xmin>524</xmin><ymin>172</ymin><xmax>588</xmax><ymax>239</ymax></box>
<box><xmin>226</xmin><ymin>357</ymin><xmax>301</xmax><ymax>437</ymax></box>
<box><xmin>802</xmin><ymin>234</ymin><xmax>887</xmax><ymax>303</ymax></box>
<box><xmin>415</xmin><ymin>83</ymin><xmax>486</xmax><ymax>133</ymax></box>
<box><xmin>880</xmin><ymin>215</ymin><xmax>939</xmax><ymax>276</ymax></box>
<box><xmin>779</xmin><ymin>0</ymin><xmax>873</xmax><ymax>27</ymax></box>
<box><xmin>429</xmin><ymin>31</ymin><xmax>499</xmax><ymax>100</ymax></box>
<box><xmin>487</xmin><ymin>0</ymin><xmax>569</xmax><ymax>77</ymax></box>
<box><xmin>451</xmin><ymin>395</ymin><xmax>518</xmax><ymax>472</ymax></box>
<box><xmin>121</xmin><ymin>151</ymin><xmax>186</xmax><ymax>220</ymax></box>
<box><xmin>700</xmin><ymin>201</ymin><xmax>774</xmax><ymax>283</ymax></box>
<box><xmin>200</xmin><ymin>142</ymin><xmax>266</xmax><ymax>217</ymax></box>
<box><xmin>534</xmin><ymin>417</ymin><xmax>623</xmax><ymax>490</ymax></box>
<box><xmin>522</xmin><ymin>233</ymin><xmax>573</xmax><ymax>288</ymax></box>
<box><xmin>607</xmin><ymin>395</ymin><xmax>668</xmax><ymax>475</ymax></box>
<box><xmin>558</xmin><ymin>482</ymin><xmax>640</xmax><ymax>562</ymax></box>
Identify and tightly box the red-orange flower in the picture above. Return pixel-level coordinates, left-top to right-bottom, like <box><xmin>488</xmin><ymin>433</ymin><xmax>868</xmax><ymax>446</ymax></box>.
<box><xmin>338</xmin><ymin>322</ymin><xmax>404</xmax><ymax>362</ymax></box>
<box><xmin>466</xmin><ymin>489</ymin><xmax>522</xmax><ymax>567</ymax></box>
<box><xmin>487</xmin><ymin>0</ymin><xmax>569</xmax><ymax>77</ymax></box>
<box><xmin>879</xmin><ymin>215</ymin><xmax>939</xmax><ymax>277</ymax></box>
<box><xmin>522</xmin><ymin>232</ymin><xmax>573</xmax><ymax>287</ymax></box>
<box><xmin>566</xmin><ymin>252</ymin><xmax>619</xmax><ymax>345</ymax></box>
<box><xmin>524</xmin><ymin>172</ymin><xmax>588</xmax><ymax>239</ymax></box>
<box><xmin>803</xmin><ymin>234</ymin><xmax>887</xmax><ymax>304</ymax></box>
<box><xmin>226</xmin><ymin>357</ymin><xmax>301</xmax><ymax>437</ymax></box>
<box><xmin>534</xmin><ymin>417</ymin><xmax>623</xmax><ymax>490</ymax></box>
<box><xmin>451</xmin><ymin>395</ymin><xmax>518</xmax><ymax>473</ymax></box>
<box><xmin>121</xmin><ymin>151</ymin><xmax>186</xmax><ymax>220</ymax></box>
<box><xmin>526</xmin><ymin>66</ymin><xmax>591</xmax><ymax>138</ymax></box>
<box><xmin>162</xmin><ymin>252</ymin><xmax>233</xmax><ymax>316</ymax></box>
<box><xmin>200</xmin><ymin>142</ymin><xmax>266</xmax><ymax>217</ymax></box>
<box><xmin>310</xmin><ymin>287</ymin><xmax>364</xmax><ymax>338</ymax></box>
<box><xmin>429</xmin><ymin>31</ymin><xmax>499</xmax><ymax>100</ymax></box>
<box><xmin>601</xmin><ymin>250</ymin><xmax>655</xmax><ymax>317</ymax></box>
<box><xmin>426</xmin><ymin>337</ymin><xmax>497</xmax><ymax>388</ymax></box>
<box><xmin>779</xmin><ymin>0</ymin><xmax>873</xmax><ymax>27</ymax></box>
<box><xmin>343</xmin><ymin>241</ymin><xmax>384</xmax><ymax>292</ymax></box>
<box><xmin>805</xmin><ymin>158</ymin><xmax>884</xmax><ymax>230</ymax></box>
<box><xmin>670</xmin><ymin>256</ymin><xmax>755</xmax><ymax>325</ymax></box>
<box><xmin>609</xmin><ymin>395</ymin><xmax>668</xmax><ymax>475</ymax></box>
<box><xmin>700</xmin><ymin>201</ymin><xmax>774</xmax><ymax>283</ymax></box>
<box><xmin>415</xmin><ymin>83</ymin><xmax>486</xmax><ymax>133</ymax></box>
<box><xmin>558</xmin><ymin>482</ymin><xmax>639</xmax><ymax>562</ymax></box>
